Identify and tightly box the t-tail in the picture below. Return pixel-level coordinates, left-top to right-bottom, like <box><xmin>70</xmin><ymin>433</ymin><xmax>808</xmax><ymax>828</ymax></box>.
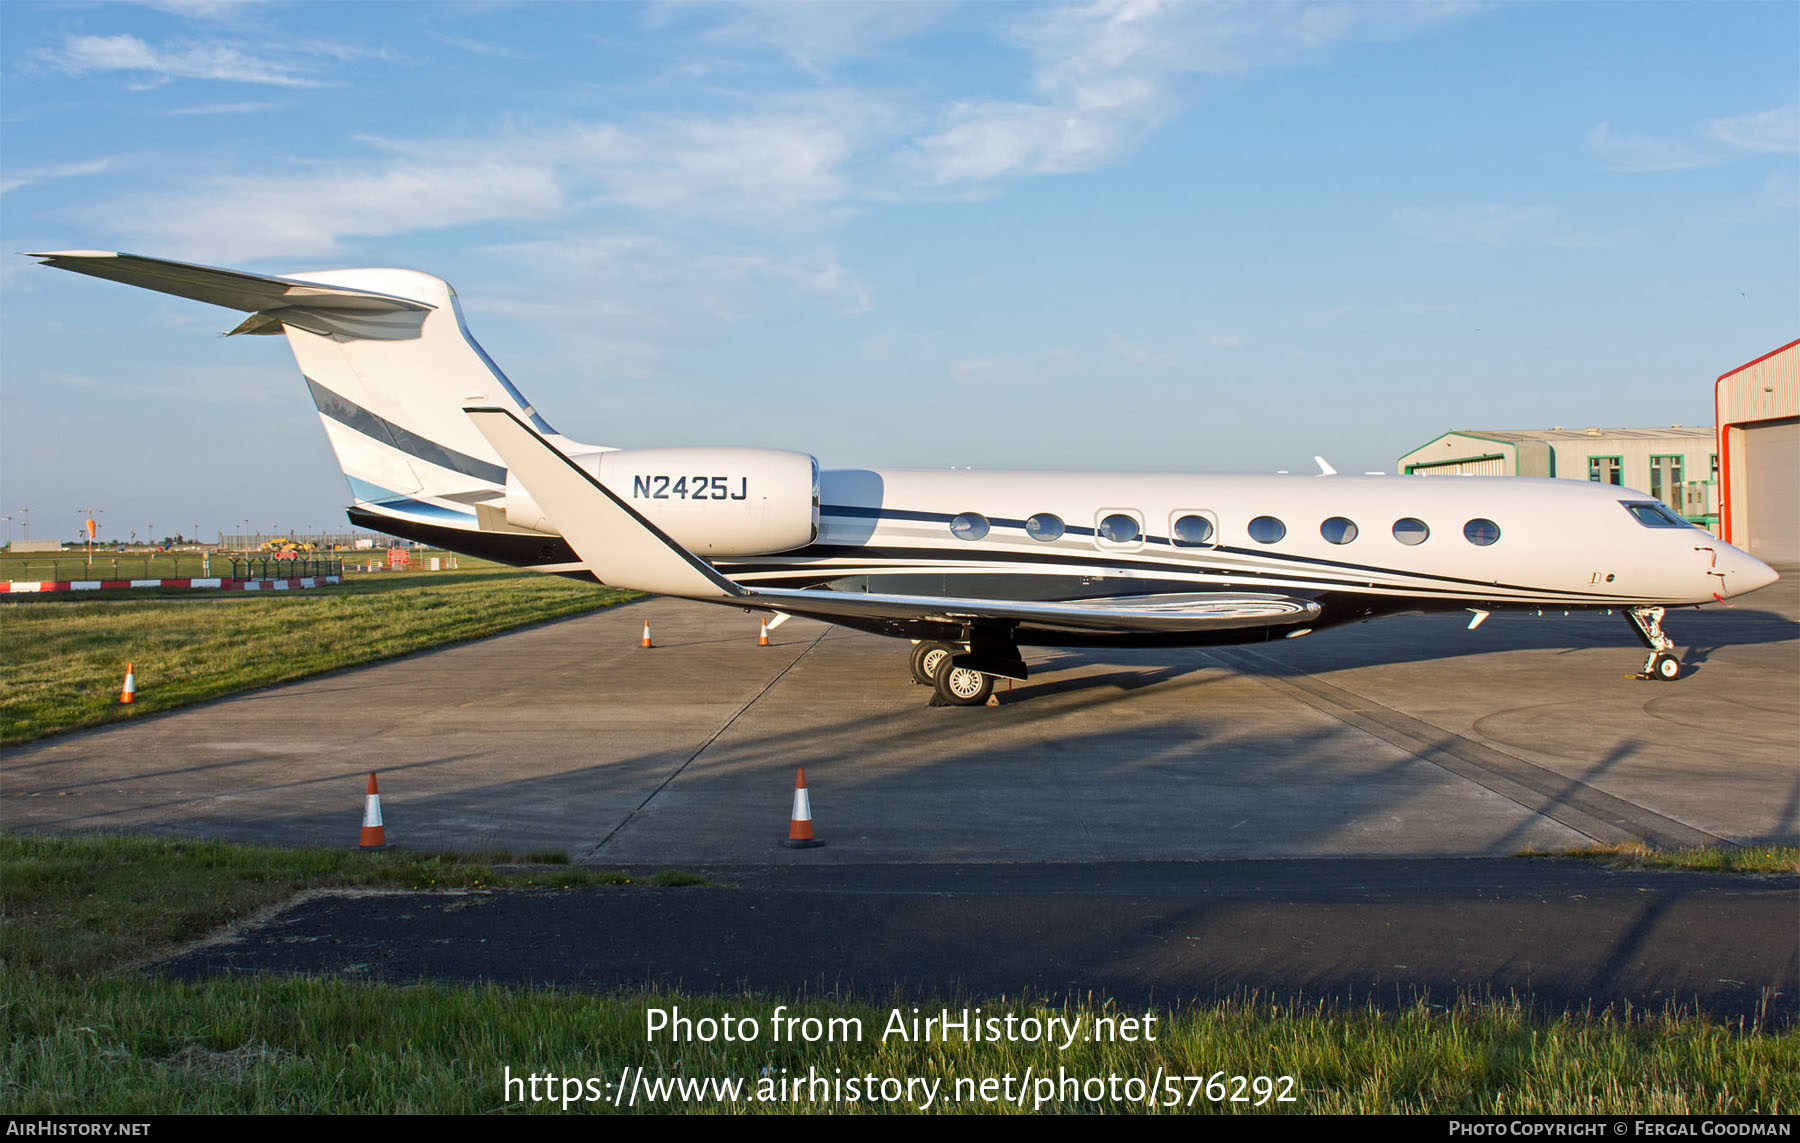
<box><xmin>28</xmin><ymin>251</ymin><xmax>585</xmax><ymax>559</ymax></box>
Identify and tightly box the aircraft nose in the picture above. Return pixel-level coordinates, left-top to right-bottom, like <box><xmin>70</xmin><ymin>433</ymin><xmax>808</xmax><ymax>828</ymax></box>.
<box><xmin>1722</xmin><ymin>547</ymin><xmax>1779</xmax><ymax>597</ymax></box>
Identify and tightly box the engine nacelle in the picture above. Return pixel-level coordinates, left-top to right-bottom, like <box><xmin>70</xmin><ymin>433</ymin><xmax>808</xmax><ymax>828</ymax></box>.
<box><xmin>505</xmin><ymin>447</ymin><xmax>819</xmax><ymax>556</ymax></box>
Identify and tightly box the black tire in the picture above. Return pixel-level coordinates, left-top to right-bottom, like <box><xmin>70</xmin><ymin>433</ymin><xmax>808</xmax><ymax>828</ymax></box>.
<box><xmin>910</xmin><ymin>641</ymin><xmax>955</xmax><ymax>686</ymax></box>
<box><xmin>1653</xmin><ymin>653</ymin><xmax>1681</xmax><ymax>681</ymax></box>
<box><xmin>933</xmin><ymin>658</ymin><xmax>994</xmax><ymax>706</ymax></box>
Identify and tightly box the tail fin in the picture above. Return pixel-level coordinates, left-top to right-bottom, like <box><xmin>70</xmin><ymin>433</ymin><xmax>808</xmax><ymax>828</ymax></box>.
<box><xmin>29</xmin><ymin>251</ymin><xmax>566</xmax><ymax>542</ymax></box>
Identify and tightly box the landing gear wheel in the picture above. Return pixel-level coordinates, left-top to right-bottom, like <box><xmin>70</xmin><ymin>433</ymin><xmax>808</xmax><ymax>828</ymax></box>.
<box><xmin>933</xmin><ymin>659</ymin><xmax>994</xmax><ymax>707</ymax></box>
<box><xmin>910</xmin><ymin>641</ymin><xmax>956</xmax><ymax>686</ymax></box>
<box><xmin>1650</xmin><ymin>652</ymin><xmax>1681</xmax><ymax>681</ymax></box>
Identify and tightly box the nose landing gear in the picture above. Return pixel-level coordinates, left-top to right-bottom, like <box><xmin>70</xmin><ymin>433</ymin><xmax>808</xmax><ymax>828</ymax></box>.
<box><xmin>1626</xmin><ymin>606</ymin><xmax>1682</xmax><ymax>680</ymax></box>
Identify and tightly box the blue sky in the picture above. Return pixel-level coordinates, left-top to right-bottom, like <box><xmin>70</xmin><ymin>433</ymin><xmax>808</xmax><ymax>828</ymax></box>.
<box><xmin>2</xmin><ymin>1</ymin><xmax>1795</xmax><ymax>544</ymax></box>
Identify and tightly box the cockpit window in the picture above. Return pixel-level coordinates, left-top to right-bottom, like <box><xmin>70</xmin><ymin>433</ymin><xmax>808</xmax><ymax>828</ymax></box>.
<box><xmin>1621</xmin><ymin>501</ymin><xmax>1689</xmax><ymax>528</ymax></box>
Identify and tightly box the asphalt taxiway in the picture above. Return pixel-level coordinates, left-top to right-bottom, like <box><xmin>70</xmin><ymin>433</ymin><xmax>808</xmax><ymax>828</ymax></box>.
<box><xmin>7</xmin><ymin>570</ymin><xmax>1795</xmax><ymax>860</ymax></box>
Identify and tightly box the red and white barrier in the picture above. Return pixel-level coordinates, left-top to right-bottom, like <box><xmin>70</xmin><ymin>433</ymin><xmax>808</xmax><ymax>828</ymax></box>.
<box><xmin>0</xmin><ymin>576</ymin><xmax>342</xmax><ymax>594</ymax></box>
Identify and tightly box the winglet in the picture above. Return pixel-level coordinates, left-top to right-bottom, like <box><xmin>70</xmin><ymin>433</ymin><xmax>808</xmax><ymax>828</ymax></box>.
<box><xmin>464</xmin><ymin>407</ymin><xmax>744</xmax><ymax>600</ymax></box>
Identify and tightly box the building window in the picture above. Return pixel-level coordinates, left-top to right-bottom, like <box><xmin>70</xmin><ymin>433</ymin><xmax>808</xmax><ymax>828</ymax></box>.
<box><xmin>1392</xmin><ymin>517</ymin><xmax>1429</xmax><ymax>545</ymax></box>
<box><xmin>1588</xmin><ymin>456</ymin><xmax>1623</xmax><ymax>485</ymax></box>
<box><xmin>1320</xmin><ymin>517</ymin><xmax>1358</xmax><ymax>544</ymax></box>
<box><xmin>1649</xmin><ymin>455</ymin><xmax>1683</xmax><ymax>507</ymax></box>
<box><xmin>1025</xmin><ymin>513</ymin><xmax>1064</xmax><ymax>542</ymax></box>
<box><xmin>1247</xmin><ymin>516</ymin><xmax>1286</xmax><ymax>544</ymax></box>
<box><xmin>950</xmin><ymin>512</ymin><xmax>989</xmax><ymax>541</ymax></box>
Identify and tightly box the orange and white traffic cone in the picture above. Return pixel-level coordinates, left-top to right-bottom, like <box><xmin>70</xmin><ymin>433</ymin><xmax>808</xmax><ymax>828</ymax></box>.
<box><xmin>359</xmin><ymin>772</ymin><xmax>387</xmax><ymax>850</ymax></box>
<box><xmin>780</xmin><ymin>767</ymin><xmax>824</xmax><ymax>849</ymax></box>
<box><xmin>759</xmin><ymin>618</ymin><xmax>770</xmax><ymax>646</ymax></box>
<box><xmin>119</xmin><ymin>663</ymin><xmax>136</xmax><ymax>705</ymax></box>
<box><xmin>641</xmin><ymin>620</ymin><xmax>654</xmax><ymax>648</ymax></box>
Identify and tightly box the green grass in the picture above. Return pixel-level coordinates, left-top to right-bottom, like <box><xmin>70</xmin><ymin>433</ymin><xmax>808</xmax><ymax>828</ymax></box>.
<box><xmin>0</xmin><ymin>561</ymin><xmax>637</xmax><ymax>746</ymax></box>
<box><xmin>0</xmin><ymin>549</ymin><xmax>349</xmax><ymax>582</ymax></box>
<box><xmin>1</xmin><ymin>834</ymin><xmax>1794</xmax><ymax>1114</ymax></box>
<box><xmin>0</xmin><ymin>834</ymin><xmax>707</xmax><ymax>977</ymax></box>
<box><xmin>1520</xmin><ymin>844</ymin><xmax>1800</xmax><ymax>874</ymax></box>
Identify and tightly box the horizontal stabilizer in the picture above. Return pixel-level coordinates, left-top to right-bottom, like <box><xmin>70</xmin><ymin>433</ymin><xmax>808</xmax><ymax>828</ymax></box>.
<box><xmin>27</xmin><ymin>251</ymin><xmax>433</xmax><ymax>315</ymax></box>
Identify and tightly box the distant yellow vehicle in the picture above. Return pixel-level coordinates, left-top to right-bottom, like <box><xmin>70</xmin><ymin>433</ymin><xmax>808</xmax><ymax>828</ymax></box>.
<box><xmin>260</xmin><ymin>537</ymin><xmax>317</xmax><ymax>555</ymax></box>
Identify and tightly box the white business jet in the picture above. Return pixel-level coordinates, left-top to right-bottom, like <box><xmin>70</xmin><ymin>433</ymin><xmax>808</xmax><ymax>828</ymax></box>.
<box><xmin>31</xmin><ymin>252</ymin><xmax>1779</xmax><ymax>704</ymax></box>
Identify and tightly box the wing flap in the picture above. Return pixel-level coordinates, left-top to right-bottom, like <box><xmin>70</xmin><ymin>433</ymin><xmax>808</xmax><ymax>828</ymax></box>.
<box><xmin>753</xmin><ymin>587</ymin><xmax>1319</xmax><ymax>633</ymax></box>
<box><xmin>28</xmin><ymin>251</ymin><xmax>433</xmax><ymax>314</ymax></box>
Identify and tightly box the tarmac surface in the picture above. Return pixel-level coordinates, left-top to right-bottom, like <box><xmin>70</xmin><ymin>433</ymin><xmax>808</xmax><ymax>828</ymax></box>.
<box><xmin>7</xmin><ymin>565</ymin><xmax>1797</xmax><ymax>1016</ymax></box>
<box><xmin>163</xmin><ymin>860</ymin><xmax>1797</xmax><ymax>1023</ymax></box>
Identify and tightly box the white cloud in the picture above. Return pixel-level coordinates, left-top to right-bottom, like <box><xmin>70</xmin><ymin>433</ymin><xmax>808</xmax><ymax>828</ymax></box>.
<box><xmin>36</xmin><ymin>33</ymin><xmax>329</xmax><ymax>87</ymax></box>
<box><xmin>473</xmin><ymin>234</ymin><xmax>873</xmax><ymax>380</ymax></box>
<box><xmin>1112</xmin><ymin>334</ymin><xmax>1173</xmax><ymax>369</ymax></box>
<box><xmin>950</xmin><ymin>357</ymin><xmax>1006</xmax><ymax>382</ymax></box>
<box><xmin>563</xmin><ymin>106</ymin><xmax>868</xmax><ymax>221</ymax></box>
<box><xmin>127</xmin><ymin>0</ymin><xmax>278</xmax><ymax>18</ymax></box>
<box><xmin>110</xmin><ymin>161</ymin><xmax>563</xmax><ymax>261</ymax></box>
<box><xmin>1707</xmin><ymin>102</ymin><xmax>1800</xmax><ymax>155</ymax></box>
<box><xmin>429</xmin><ymin>33</ymin><xmax>536</xmax><ymax>61</ymax></box>
<box><xmin>1759</xmin><ymin>170</ymin><xmax>1799</xmax><ymax>210</ymax></box>
<box><xmin>1589</xmin><ymin>103</ymin><xmax>1799</xmax><ymax>172</ymax></box>
<box><xmin>1391</xmin><ymin>203</ymin><xmax>1624</xmax><ymax>248</ymax></box>
<box><xmin>108</xmin><ymin>88</ymin><xmax>893</xmax><ymax>262</ymax></box>
<box><xmin>908</xmin><ymin>0</ymin><xmax>1472</xmax><ymax>186</ymax></box>
<box><xmin>1586</xmin><ymin>121</ymin><xmax>1713</xmax><ymax>172</ymax></box>
<box><xmin>683</xmin><ymin>1</ymin><xmax>952</xmax><ymax>77</ymax></box>
<box><xmin>0</xmin><ymin>157</ymin><xmax>121</xmax><ymax>196</ymax></box>
<box><xmin>159</xmin><ymin>101</ymin><xmax>278</xmax><ymax>116</ymax></box>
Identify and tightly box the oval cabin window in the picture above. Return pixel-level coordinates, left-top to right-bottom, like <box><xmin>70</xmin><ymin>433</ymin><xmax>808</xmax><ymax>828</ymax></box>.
<box><xmin>1463</xmin><ymin>518</ymin><xmax>1501</xmax><ymax>546</ymax></box>
<box><xmin>1098</xmin><ymin>513</ymin><xmax>1140</xmax><ymax>543</ymax></box>
<box><xmin>1171</xmin><ymin>514</ymin><xmax>1214</xmax><ymax>547</ymax></box>
<box><xmin>950</xmin><ymin>513</ymin><xmax>989</xmax><ymax>541</ymax></box>
<box><xmin>1247</xmin><ymin>516</ymin><xmax>1286</xmax><ymax>544</ymax></box>
<box><xmin>1320</xmin><ymin>517</ymin><xmax>1358</xmax><ymax>545</ymax></box>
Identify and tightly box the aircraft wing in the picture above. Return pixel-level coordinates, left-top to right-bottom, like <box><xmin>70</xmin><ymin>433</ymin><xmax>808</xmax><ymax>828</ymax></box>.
<box><xmin>466</xmin><ymin>406</ymin><xmax>1319</xmax><ymax>635</ymax></box>
<box><xmin>27</xmin><ymin>251</ymin><xmax>433</xmax><ymax>314</ymax></box>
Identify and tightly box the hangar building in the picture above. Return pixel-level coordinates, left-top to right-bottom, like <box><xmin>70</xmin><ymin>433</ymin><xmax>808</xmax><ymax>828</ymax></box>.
<box><xmin>1396</xmin><ymin>426</ymin><xmax>1720</xmax><ymax>531</ymax></box>
<box><xmin>1715</xmin><ymin>338</ymin><xmax>1799</xmax><ymax>563</ymax></box>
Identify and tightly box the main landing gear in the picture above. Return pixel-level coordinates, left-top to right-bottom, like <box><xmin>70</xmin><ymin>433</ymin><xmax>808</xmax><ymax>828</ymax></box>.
<box><xmin>907</xmin><ymin>632</ymin><xmax>1026</xmax><ymax>706</ymax></box>
<box><xmin>908</xmin><ymin>640</ymin><xmax>995</xmax><ymax>706</ymax></box>
<box><xmin>1625</xmin><ymin>606</ymin><xmax>1682</xmax><ymax>681</ymax></box>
